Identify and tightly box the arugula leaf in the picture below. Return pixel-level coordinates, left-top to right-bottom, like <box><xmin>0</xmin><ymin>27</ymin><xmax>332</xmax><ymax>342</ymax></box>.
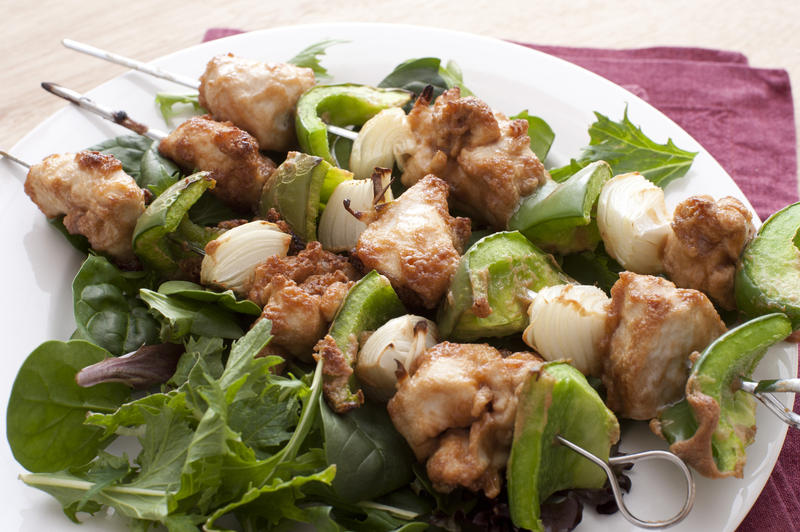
<box><xmin>511</xmin><ymin>110</ymin><xmax>555</xmax><ymax>162</ymax></box>
<box><xmin>549</xmin><ymin>109</ymin><xmax>697</xmax><ymax>187</ymax></box>
<box><xmin>86</xmin><ymin>390</ymin><xmax>192</xmax><ymax>438</ymax></box>
<box><xmin>21</xmin><ymin>469</ymin><xmax>171</xmax><ymax>522</ymax></box>
<box><xmin>168</xmin><ymin>336</ymin><xmax>226</xmax><ymax>388</ymax></box>
<box><xmin>73</xmin><ymin>255</ymin><xmax>160</xmax><ymax>356</ymax></box>
<box><xmin>320</xmin><ymin>399</ymin><xmax>415</xmax><ymax>503</ymax></box>
<box><xmin>204</xmin><ymin>465</ymin><xmax>336</xmax><ymax>530</ymax></box>
<box><xmin>7</xmin><ymin>340</ymin><xmax>131</xmax><ymax>472</ymax></box>
<box><xmin>154</xmin><ymin>92</ymin><xmax>206</xmax><ymax>123</ymax></box>
<box><xmin>158</xmin><ymin>280</ymin><xmax>261</xmax><ymax>315</ymax></box>
<box><xmin>139</xmin><ymin>288</ymin><xmax>246</xmax><ymax>342</ymax></box>
<box><xmin>288</xmin><ymin>39</ymin><xmax>349</xmax><ymax>79</ymax></box>
<box><xmin>90</xmin><ymin>135</ymin><xmax>179</xmax><ymax>194</ymax></box>
<box><xmin>378</xmin><ymin>57</ymin><xmax>472</xmax><ymax>102</ymax></box>
<box><xmin>229</xmin><ymin>380</ymin><xmax>303</xmax><ymax>457</ymax></box>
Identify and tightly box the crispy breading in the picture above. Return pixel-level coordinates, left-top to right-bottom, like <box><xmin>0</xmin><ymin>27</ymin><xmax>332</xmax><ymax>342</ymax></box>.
<box><xmin>388</xmin><ymin>342</ymin><xmax>540</xmax><ymax>497</ymax></box>
<box><xmin>199</xmin><ymin>53</ymin><xmax>315</xmax><ymax>152</ymax></box>
<box><xmin>663</xmin><ymin>195</ymin><xmax>755</xmax><ymax>310</ymax></box>
<box><xmin>355</xmin><ymin>175</ymin><xmax>471</xmax><ymax>309</ymax></box>
<box><xmin>398</xmin><ymin>88</ymin><xmax>546</xmax><ymax>228</ymax></box>
<box><xmin>158</xmin><ymin>115</ymin><xmax>274</xmax><ymax>212</ymax></box>
<box><xmin>602</xmin><ymin>272</ymin><xmax>726</xmax><ymax>420</ymax></box>
<box><xmin>24</xmin><ymin>151</ymin><xmax>145</xmax><ymax>266</ymax></box>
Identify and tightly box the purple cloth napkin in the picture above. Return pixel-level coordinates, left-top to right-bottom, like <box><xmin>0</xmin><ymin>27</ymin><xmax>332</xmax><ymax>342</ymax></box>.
<box><xmin>203</xmin><ymin>28</ymin><xmax>798</xmax><ymax>530</ymax></box>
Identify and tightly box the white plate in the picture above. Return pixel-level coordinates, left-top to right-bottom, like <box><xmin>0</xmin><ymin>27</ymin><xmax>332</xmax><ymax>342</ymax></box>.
<box><xmin>0</xmin><ymin>22</ymin><xmax>795</xmax><ymax>531</ymax></box>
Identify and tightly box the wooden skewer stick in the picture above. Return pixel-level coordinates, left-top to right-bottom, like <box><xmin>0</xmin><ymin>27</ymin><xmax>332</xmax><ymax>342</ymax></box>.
<box><xmin>41</xmin><ymin>82</ymin><xmax>167</xmax><ymax>142</ymax></box>
<box><xmin>61</xmin><ymin>38</ymin><xmax>360</xmax><ymax>141</ymax></box>
<box><xmin>0</xmin><ymin>150</ymin><xmax>31</xmax><ymax>169</ymax></box>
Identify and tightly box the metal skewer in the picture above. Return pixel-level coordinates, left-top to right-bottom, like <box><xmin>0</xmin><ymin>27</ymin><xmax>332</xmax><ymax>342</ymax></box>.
<box><xmin>739</xmin><ymin>377</ymin><xmax>800</xmax><ymax>429</ymax></box>
<box><xmin>556</xmin><ymin>435</ymin><xmax>695</xmax><ymax>528</ymax></box>
<box><xmin>0</xmin><ymin>150</ymin><xmax>31</xmax><ymax>169</ymax></box>
<box><xmin>41</xmin><ymin>82</ymin><xmax>166</xmax><ymax>142</ymax></box>
<box><xmin>61</xmin><ymin>38</ymin><xmax>360</xmax><ymax>142</ymax></box>
<box><xmin>63</xmin><ymin>39</ymin><xmax>200</xmax><ymax>90</ymax></box>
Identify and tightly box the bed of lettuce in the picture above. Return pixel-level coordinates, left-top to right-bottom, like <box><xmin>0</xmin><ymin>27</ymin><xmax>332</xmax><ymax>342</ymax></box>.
<box><xmin>6</xmin><ymin>41</ymin><xmax>697</xmax><ymax>531</ymax></box>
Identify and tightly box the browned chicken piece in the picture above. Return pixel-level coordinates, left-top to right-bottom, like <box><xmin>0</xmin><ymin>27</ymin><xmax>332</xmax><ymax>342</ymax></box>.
<box><xmin>199</xmin><ymin>53</ymin><xmax>316</xmax><ymax>152</ymax></box>
<box><xmin>248</xmin><ymin>241</ymin><xmax>360</xmax><ymax>306</ymax></box>
<box><xmin>388</xmin><ymin>343</ymin><xmax>540</xmax><ymax>497</ymax></box>
<box><xmin>355</xmin><ymin>175</ymin><xmax>471</xmax><ymax>309</ymax></box>
<box><xmin>249</xmin><ymin>242</ymin><xmax>361</xmax><ymax>359</ymax></box>
<box><xmin>663</xmin><ymin>195</ymin><xmax>755</xmax><ymax>310</ymax></box>
<box><xmin>24</xmin><ymin>151</ymin><xmax>145</xmax><ymax>266</ymax></box>
<box><xmin>602</xmin><ymin>272</ymin><xmax>726</xmax><ymax>420</ymax></box>
<box><xmin>397</xmin><ymin>87</ymin><xmax>546</xmax><ymax>228</ymax></box>
<box><xmin>158</xmin><ymin>115</ymin><xmax>275</xmax><ymax>213</ymax></box>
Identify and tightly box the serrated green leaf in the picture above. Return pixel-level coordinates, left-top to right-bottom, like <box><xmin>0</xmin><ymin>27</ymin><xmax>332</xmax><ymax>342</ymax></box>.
<box><xmin>549</xmin><ymin>109</ymin><xmax>697</xmax><ymax>187</ymax></box>
<box><xmin>287</xmin><ymin>39</ymin><xmax>348</xmax><ymax>79</ymax></box>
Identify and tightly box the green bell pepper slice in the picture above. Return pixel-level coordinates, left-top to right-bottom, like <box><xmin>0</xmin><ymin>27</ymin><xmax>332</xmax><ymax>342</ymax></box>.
<box><xmin>437</xmin><ymin>231</ymin><xmax>571</xmax><ymax>341</ymax></box>
<box><xmin>315</xmin><ymin>270</ymin><xmax>406</xmax><ymax>413</ymax></box>
<box><xmin>295</xmin><ymin>84</ymin><xmax>412</xmax><ymax>165</ymax></box>
<box><xmin>653</xmin><ymin>313</ymin><xmax>792</xmax><ymax>478</ymax></box>
<box><xmin>735</xmin><ymin>201</ymin><xmax>800</xmax><ymax>329</ymax></box>
<box><xmin>509</xmin><ymin>161</ymin><xmax>611</xmax><ymax>254</ymax></box>
<box><xmin>258</xmin><ymin>151</ymin><xmax>351</xmax><ymax>242</ymax></box>
<box><xmin>508</xmin><ymin>362</ymin><xmax>620</xmax><ymax>531</ymax></box>
<box><xmin>132</xmin><ymin>172</ymin><xmax>218</xmax><ymax>276</ymax></box>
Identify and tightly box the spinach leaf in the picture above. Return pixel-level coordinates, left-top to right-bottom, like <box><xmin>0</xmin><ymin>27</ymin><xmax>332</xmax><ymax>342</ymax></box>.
<box><xmin>73</xmin><ymin>255</ymin><xmax>160</xmax><ymax>356</ymax></box>
<box><xmin>154</xmin><ymin>92</ymin><xmax>205</xmax><ymax>122</ymax></box>
<box><xmin>89</xmin><ymin>134</ymin><xmax>151</xmax><ymax>178</ymax></box>
<box><xmin>560</xmin><ymin>244</ymin><xmax>623</xmax><ymax>295</ymax></box>
<box><xmin>288</xmin><ymin>39</ymin><xmax>349</xmax><ymax>80</ymax></box>
<box><xmin>140</xmin><ymin>141</ymin><xmax>179</xmax><ymax>195</ymax></box>
<box><xmin>378</xmin><ymin>57</ymin><xmax>472</xmax><ymax>101</ymax></box>
<box><xmin>139</xmin><ymin>288</ymin><xmax>246</xmax><ymax>342</ymax></box>
<box><xmin>7</xmin><ymin>340</ymin><xmax>131</xmax><ymax>472</ymax></box>
<box><xmin>320</xmin><ymin>399</ymin><xmax>415</xmax><ymax>502</ymax></box>
<box><xmin>90</xmin><ymin>134</ymin><xmax>180</xmax><ymax>194</ymax></box>
<box><xmin>511</xmin><ymin>110</ymin><xmax>555</xmax><ymax>162</ymax></box>
<box><xmin>158</xmin><ymin>280</ymin><xmax>261</xmax><ymax>315</ymax></box>
<box><xmin>188</xmin><ymin>192</ymin><xmax>241</xmax><ymax>225</ymax></box>
<box><xmin>548</xmin><ymin>109</ymin><xmax>697</xmax><ymax>187</ymax></box>
<box><xmin>48</xmin><ymin>215</ymin><xmax>91</xmax><ymax>254</ymax></box>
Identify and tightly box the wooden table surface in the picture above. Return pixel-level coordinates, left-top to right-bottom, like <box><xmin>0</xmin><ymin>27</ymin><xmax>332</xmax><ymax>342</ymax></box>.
<box><xmin>2</xmin><ymin>0</ymin><xmax>798</xmax><ymax>187</ymax></box>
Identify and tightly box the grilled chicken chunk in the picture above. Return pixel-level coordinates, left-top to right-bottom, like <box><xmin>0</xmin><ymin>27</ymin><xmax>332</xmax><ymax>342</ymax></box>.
<box><xmin>24</xmin><ymin>151</ymin><xmax>145</xmax><ymax>266</ymax></box>
<box><xmin>397</xmin><ymin>88</ymin><xmax>546</xmax><ymax>228</ymax></box>
<box><xmin>249</xmin><ymin>242</ymin><xmax>360</xmax><ymax>359</ymax></box>
<box><xmin>602</xmin><ymin>272</ymin><xmax>726</xmax><ymax>420</ymax></box>
<box><xmin>158</xmin><ymin>115</ymin><xmax>275</xmax><ymax>212</ymax></box>
<box><xmin>199</xmin><ymin>53</ymin><xmax>315</xmax><ymax>152</ymax></box>
<box><xmin>388</xmin><ymin>342</ymin><xmax>540</xmax><ymax>497</ymax></box>
<box><xmin>354</xmin><ymin>175</ymin><xmax>471</xmax><ymax>309</ymax></box>
<box><xmin>663</xmin><ymin>195</ymin><xmax>755</xmax><ymax>310</ymax></box>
